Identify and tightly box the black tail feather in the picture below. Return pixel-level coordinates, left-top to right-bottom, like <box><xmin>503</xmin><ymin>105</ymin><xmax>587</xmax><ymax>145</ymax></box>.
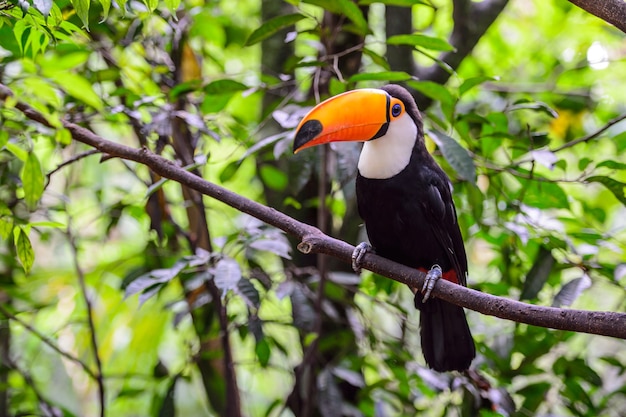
<box><xmin>415</xmin><ymin>294</ymin><xmax>475</xmax><ymax>372</ymax></box>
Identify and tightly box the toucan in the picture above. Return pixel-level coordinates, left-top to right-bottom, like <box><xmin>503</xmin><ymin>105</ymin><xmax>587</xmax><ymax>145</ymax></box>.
<box><xmin>293</xmin><ymin>84</ymin><xmax>475</xmax><ymax>372</ymax></box>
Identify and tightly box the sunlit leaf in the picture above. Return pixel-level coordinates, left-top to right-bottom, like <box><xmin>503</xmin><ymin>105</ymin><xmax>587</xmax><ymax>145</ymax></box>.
<box><xmin>0</xmin><ymin>205</ymin><xmax>13</xmax><ymax>240</ymax></box>
<box><xmin>48</xmin><ymin>72</ymin><xmax>103</xmax><ymax>110</ymax></box>
<box><xmin>518</xmin><ymin>178</ymin><xmax>570</xmax><ymax>209</ymax></box>
<box><xmin>125</xmin><ymin>263</ymin><xmax>187</xmax><ymax>298</ymax></box>
<box><xmin>70</xmin><ymin>0</ymin><xmax>90</xmax><ymax>30</ymax></box>
<box><xmin>363</xmin><ymin>48</ymin><xmax>390</xmax><ymax>70</ymax></box>
<box><xmin>586</xmin><ymin>176</ymin><xmax>626</xmax><ymax>206</ymax></box>
<box><xmin>22</xmin><ymin>152</ymin><xmax>44</xmax><ymax>209</ymax></box>
<box><xmin>164</xmin><ymin>0</ymin><xmax>180</xmax><ymax>12</ymax></box>
<box><xmin>245</xmin><ymin>13</ymin><xmax>306</xmax><ymax>46</ymax></box>
<box><xmin>429</xmin><ymin>130</ymin><xmax>476</xmax><ymax>183</ymax></box>
<box><xmin>359</xmin><ymin>0</ymin><xmax>426</xmax><ymax>5</ymax></box>
<box><xmin>387</xmin><ymin>34</ymin><xmax>455</xmax><ymax>52</ymax></box>
<box><xmin>335</xmin><ymin>0</ymin><xmax>368</xmax><ymax>35</ymax></box>
<box><xmin>459</xmin><ymin>76</ymin><xmax>496</xmax><ymax>96</ymax></box>
<box><xmin>348</xmin><ymin>71</ymin><xmax>412</xmax><ymax>82</ymax></box>
<box><xmin>213</xmin><ymin>257</ymin><xmax>242</xmax><ymax>294</ymax></box>
<box><xmin>248</xmin><ymin>237</ymin><xmax>291</xmax><ymax>259</ymax></box>
<box><xmin>15</xmin><ymin>227</ymin><xmax>34</xmax><ymax>274</ymax></box>
<box><xmin>407</xmin><ymin>80</ymin><xmax>454</xmax><ymax>106</ymax></box>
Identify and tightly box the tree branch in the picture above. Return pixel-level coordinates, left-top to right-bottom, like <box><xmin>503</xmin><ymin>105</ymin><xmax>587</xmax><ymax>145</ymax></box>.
<box><xmin>2</xmin><ymin>82</ymin><xmax>626</xmax><ymax>339</ymax></box>
<box><xmin>567</xmin><ymin>0</ymin><xmax>626</xmax><ymax>33</ymax></box>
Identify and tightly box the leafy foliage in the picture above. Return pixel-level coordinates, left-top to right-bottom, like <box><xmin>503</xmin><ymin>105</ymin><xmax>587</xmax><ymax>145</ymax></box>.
<box><xmin>1</xmin><ymin>0</ymin><xmax>626</xmax><ymax>416</ymax></box>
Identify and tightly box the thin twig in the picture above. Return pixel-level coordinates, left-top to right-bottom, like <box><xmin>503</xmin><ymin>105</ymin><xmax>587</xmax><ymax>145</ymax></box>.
<box><xmin>0</xmin><ymin>303</ymin><xmax>97</xmax><ymax>379</ymax></box>
<box><xmin>551</xmin><ymin>113</ymin><xmax>626</xmax><ymax>152</ymax></box>
<box><xmin>67</xmin><ymin>225</ymin><xmax>105</xmax><ymax>417</ymax></box>
<box><xmin>2</xmin><ymin>82</ymin><xmax>626</xmax><ymax>339</ymax></box>
<box><xmin>46</xmin><ymin>149</ymin><xmax>101</xmax><ymax>186</ymax></box>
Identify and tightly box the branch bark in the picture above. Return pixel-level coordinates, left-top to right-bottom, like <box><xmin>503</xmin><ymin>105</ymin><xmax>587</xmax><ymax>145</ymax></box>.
<box><xmin>2</xmin><ymin>82</ymin><xmax>626</xmax><ymax>340</ymax></box>
<box><xmin>567</xmin><ymin>0</ymin><xmax>626</xmax><ymax>33</ymax></box>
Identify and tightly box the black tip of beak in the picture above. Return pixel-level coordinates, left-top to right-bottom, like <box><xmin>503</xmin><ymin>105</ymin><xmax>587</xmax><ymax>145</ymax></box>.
<box><xmin>293</xmin><ymin>119</ymin><xmax>323</xmax><ymax>153</ymax></box>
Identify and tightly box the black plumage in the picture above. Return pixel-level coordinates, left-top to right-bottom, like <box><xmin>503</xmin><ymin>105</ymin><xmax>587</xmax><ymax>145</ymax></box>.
<box><xmin>355</xmin><ymin>85</ymin><xmax>475</xmax><ymax>372</ymax></box>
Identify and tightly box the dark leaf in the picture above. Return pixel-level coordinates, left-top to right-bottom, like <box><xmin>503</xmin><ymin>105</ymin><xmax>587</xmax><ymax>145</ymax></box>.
<box><xmin>255</xmin><ymin>337</ymin><xmax>271</xmax><ymax>367</ymax></box>
<box><xmin>552</xmin><ymin>274</ymin><xmax>592</xmax><ymax>307</ymax></box>
<box><xmin>520</xmin><ymin>246</ymin><xmax>555</xmax><ymax>300</ymax></box>
<box><xmin>237</xmin><ymin>278</ymin><xmax>260</xmax><ymax>308</ymax></box>
<box><xmin>586</xmin><ymin>176</ymin><xmax>626</xmax><ymax>206</ymax></box>
<box><xmin>387</xmin><ymin>34</ymin><xmax>455</xmax><ymax>52</ymax></box>
<box><xmin>245</xmin><ymin>13</ymin><xmax>306</xmax><ymax>46</ymax></box>
<box><xmin>459</xmin><ymin>76</ymin><xmax>496</xmax><ymax>96</ymax></box>
<box><xmin>157</xmin><ymin>377</ymin><xmax>177</xmax><ymax>417</ymax></box>
<box><xmin>429</xmin><ymin>130</ymin><xmax>476</xmax><ymax>183</ymax></box>
<box><xmin>596</xmin><ymin>160</ymin><xmax>626</xmax><ymax>170</ymax></box>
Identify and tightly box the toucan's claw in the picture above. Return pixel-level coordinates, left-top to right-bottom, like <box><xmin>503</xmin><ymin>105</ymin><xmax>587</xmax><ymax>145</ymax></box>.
<box><xmin>352</xmin><ymin>242</ymin><xmax>372</xmax><ymax>273</ymax></box>
<box><xmin>421</xmin><ymin>264</ymin><xmax>442</xmax><ymax>302</ymax></box>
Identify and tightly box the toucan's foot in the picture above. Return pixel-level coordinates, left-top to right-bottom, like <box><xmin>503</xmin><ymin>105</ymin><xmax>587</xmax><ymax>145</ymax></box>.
<box><xmin>421</xmin><ymin>264</ymin><xmax>442</xmax><ymax>302</ymax></box>
<box><xmin>351</xmin><ymin>242</ymin><xmax>372</xmax><ymax>273</ymax></box>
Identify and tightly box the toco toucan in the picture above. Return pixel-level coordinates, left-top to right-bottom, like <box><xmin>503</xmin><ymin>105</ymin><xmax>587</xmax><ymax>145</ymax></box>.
<box><xmin>293</xmin><ymin>84</ymin><xmax>475</xmax><ymax>372</ymax></box>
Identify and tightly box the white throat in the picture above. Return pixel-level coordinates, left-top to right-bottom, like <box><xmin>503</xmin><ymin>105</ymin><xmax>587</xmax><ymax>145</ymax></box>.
<box><xmin>357</xmin><ymin>113</ymin><xmax>417</xmax><ymax>179</ymax></box>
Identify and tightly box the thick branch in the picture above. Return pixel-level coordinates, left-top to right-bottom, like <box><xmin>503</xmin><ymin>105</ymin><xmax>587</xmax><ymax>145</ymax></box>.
<box><xmin>2</xmin><ymin>83</ymin><xmax>626</xmax><ymax>339</ymax></box>
<box><xmin>567</xmin><ymin>0</ymin><xmax>626</xmax><ymax>33</ymax></box>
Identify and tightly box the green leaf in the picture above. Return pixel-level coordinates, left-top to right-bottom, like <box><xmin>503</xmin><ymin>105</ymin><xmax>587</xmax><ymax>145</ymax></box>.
<box><xmin>245</xmin><ymin>13</ymin><xmax>305</xmax><ymax>46</ymax></box>
<box><xmin>362</xmin><ymin>48</ymin><xmax>390</xmax><ymax>70</ymax></box>
<box><xmin>359</xmin><ymin>0</ymin><xmax>426</xmax><ymax>5</ymax></box>
<box><xmin>614</xmin><ymin>131</ymin><xmax>626</xmax><ymax>152</ymax></box>
<box><xmin>142</xmin><ymin>0</ymin><xmax>158</xmax><ymax>11</ymax></box>
<box><xmin>407</xmin><ymin>80</ymin><xmax>454</xmax><ymax>106</ymax></box>
<box><xmin>259</xmin><ymin>164</ymin><xmax>288</xmax><ymax>191</ymax></box>
<box><xmin>302</xmin><ymin>0</ymin><xmax>342</xmax><ymax>14</ymax></box>
<box><xmin>387</xmin><ymin>34</ymin><xmax>455</xmax><ymax>52</ymax></box>
<box><xmin>70</xmin><ymin>0</ymin><xmax>90</xmax><ymax>30</ymax></box>
<box><xmin>429</xmin><ymin>130</ymin><xmax>476</xmax><ymax>183</ymax></box>
<box><xmin>348</xmin><ymin>71</ymin><xmax>412</xmax><ymax>82</ymax></box>
<box><xmin>98</xmin><ymin>0</ymin><xmax>111</xmax><ymax>19</ymax></box>
<box><xmin>587</xmin><ymin>176</ymin><xmax>626</xmax><ymax>206</ymax></box>
<box><xmin>336</xmin><ymin>0</ymin><xmax>368</xmax><ymax>35</ymax></box>
<box><xmin>204</xmin><ymin>79</ymin><xmax>248</xmax><ymax>95</ymax></box>
<box><xmin>255</xmin><ymin>337</ymin><xmax>271</xmax><ymax>367</ymax></box>
<box><xmin>5</xmin><ymin>142</ymin><xmax>28</xmax><ymax>161</ymax></box>
<box><xmin>15</xmin><ymin>227</ymin><xmax>34</xmax><ymax>274</ymax></box>
<box><xmin>22</xmin><ymin>152</ymin><xmax>44</xmax><ymax>209</ymax></box>
<box><xmin>48</xmin><ymin>72</ymin><xmax>103</xmax><ymax>110</ymax></box>
<box><xmin>0</xmin><ymin>205</ymin><xmax>13</xmax><ymax>240</ymax></box>
<box><xmin>459</xmin><ymin>76</ymin><xmax>496</xmax><ymax>96</ymax></box>
<box><xmin>164</xmin><ymin>0</ymin><xmax>180</xmax><ymax>12</ymax></box>
<box><xmin>518</xmin><ymin>178</ymin><xmax>570</xmax><ymax>209</ymax></box>
<box><xmin>0</xmin><ymin>130</ymin><xmax>8</xmax><ymax>149</ymax></box>
<box><xmin>596</xmin><ymin>160</ymin><xmax>626</xmax><ymax>170</ymax></box>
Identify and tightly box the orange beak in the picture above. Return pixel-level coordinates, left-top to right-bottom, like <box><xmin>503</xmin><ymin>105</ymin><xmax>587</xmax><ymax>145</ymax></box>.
<box><xmin>293</xmin><ymin>89</ymin><xmax>391</xmax><ymax>153</ymax></box>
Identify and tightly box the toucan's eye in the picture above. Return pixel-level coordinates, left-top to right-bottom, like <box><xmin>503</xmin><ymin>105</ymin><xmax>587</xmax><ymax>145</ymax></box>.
<box><xmin>391</xmin><ymin>103</ymin><xmax>402</xmax><ymax>118</ymax></box>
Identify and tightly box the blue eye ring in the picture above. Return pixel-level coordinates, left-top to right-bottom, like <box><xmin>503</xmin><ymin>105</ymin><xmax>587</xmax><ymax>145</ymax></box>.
<box><xmin>391</xmin><ymin>103</ymin><xmax>402</xmax><ymax>117</ymax></box>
